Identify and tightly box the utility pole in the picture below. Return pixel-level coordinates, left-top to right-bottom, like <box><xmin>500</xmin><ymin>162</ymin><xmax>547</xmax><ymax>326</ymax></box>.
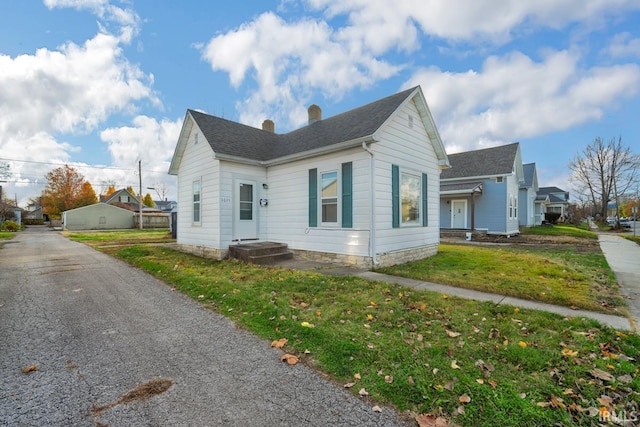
<box><xmin>139</xmin><ymin>160</ymin><xmax>143</xmax><ymax>230</ymax></box>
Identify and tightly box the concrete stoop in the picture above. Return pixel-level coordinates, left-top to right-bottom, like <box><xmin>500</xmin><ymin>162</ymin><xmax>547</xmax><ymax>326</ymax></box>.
<box><xmin>228</xmin><ymin>241</ymin><xmax>293</xmax><ymax>265</ymax></box>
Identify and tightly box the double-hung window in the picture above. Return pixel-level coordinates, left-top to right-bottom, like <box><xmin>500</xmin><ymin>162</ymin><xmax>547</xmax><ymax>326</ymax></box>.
<box><xmin>308</xmin><ymin>162</ymin><xmax>352</xmax><ymax>228</ymax></box>
<box><xmin>392</xmin><ymin>165</ymin><xmax>428</xmax><ymax>228</ymax></box>
<box><xmin>401</xmin><ymin>172</ymin><xmax>421</xmax><ymax>225</ymax></box>
<box><xmin>321</xmin><ymin>171</ymin><xmax>338</xmax><ymax>224</ymax></box>
<box><xmin>193</xmin><ymin>180</ymin><xmax>201</xmax><ymax>223</ymax></box>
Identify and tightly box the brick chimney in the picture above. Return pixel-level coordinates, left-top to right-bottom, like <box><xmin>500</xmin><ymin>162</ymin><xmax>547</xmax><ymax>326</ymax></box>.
<box><xmin>262</xmin><ymin>119</ymin><xmax>275</xmax><ymax>133</ymax></box>
<box><xmin>308</xmin><ymin>104</ymin><xmax>321</xmax><ymax>125</ymax></box>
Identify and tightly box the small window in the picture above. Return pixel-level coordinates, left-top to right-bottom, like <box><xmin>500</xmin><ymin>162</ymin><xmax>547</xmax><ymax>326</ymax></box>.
<box><xmin>99</xmin><ymin>216</ymin><xmax>106</xmax><ymax>224</ymax></box>
<box><xmin>408</xmin><ymin>114</ymin><xmax>414</xmax><ymax>129</ymax></box>
<box><xmin>401</xmin><ymin>172</ymin><xmax>420</xmax><ymax>225</ymax></box>
<box><xmin>194</xmin><ymin>133</ymin><xmax>199</xmax><ymax>144</ymax></box>
<box><xmin>496</xmin><ymin>177</ymin><xmax>503</xmax><ymax>183</ymax></box>
<box><xmin>321</xmin><ymin>171</ymin><xmax>338</xmax><ymax>223</ymax></box>
<box><xmin>193</xmin><ymin>181</ymin><xmax>201</xmax><ymax>223</ymax></box>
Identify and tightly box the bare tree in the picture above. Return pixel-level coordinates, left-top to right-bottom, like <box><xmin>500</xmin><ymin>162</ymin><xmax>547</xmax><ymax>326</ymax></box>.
<box><xmin>151</xmin><ymin>182</ymin><xmax>169</xmax><ymax>201</ymax></box>
<box><xmin>569</xmin><ymin>137</ymin><xmax>640</xmax><ymax>226</ymax></box>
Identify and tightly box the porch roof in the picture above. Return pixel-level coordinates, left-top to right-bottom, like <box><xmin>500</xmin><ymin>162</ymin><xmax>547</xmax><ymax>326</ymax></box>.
<box><xmin>440</xmin><ymin>181</ymin><xmax>483</xmax><ymax>196</ymax></box>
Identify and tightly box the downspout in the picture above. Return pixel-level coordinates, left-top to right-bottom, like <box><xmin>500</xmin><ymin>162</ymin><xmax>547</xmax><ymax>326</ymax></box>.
<box><xmin>362</xmin><ymin>142</ymin><xmax>378</xmax><ymax>266</ymax></box>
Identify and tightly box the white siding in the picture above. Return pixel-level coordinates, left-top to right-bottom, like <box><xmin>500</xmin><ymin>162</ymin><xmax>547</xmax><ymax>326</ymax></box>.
<box><xmin>175</xmin><ymin>125</ymin><xmax>221</xmax><ymax>248</ymax></box>
<box><xmin>371</xmin><ymin>98</ymin><xmax>441</xmax><ymax>254</ymax></box>
<box><xmin>218</xmin><ymin>161</ymin><xmax>267</xmax><ymax>244</ymax></box>
<box><xmin>266</xmin><ymin>148</ymin><xmax>371</xmax><ymax>257</ymax></box>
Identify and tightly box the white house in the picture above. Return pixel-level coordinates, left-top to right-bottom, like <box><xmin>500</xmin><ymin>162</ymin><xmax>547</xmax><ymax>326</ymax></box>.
<box><xmin>168</xmin><ymin>86</ymin><xmax>450</xmax><ymax>267</ymax></box>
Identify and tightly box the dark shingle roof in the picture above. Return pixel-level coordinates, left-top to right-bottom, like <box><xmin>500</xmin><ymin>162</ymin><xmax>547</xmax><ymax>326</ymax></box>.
<box><xmin>188</xmin><ymin>87</ymin><xmax>417</xmax><ymax>162</ymax></box>
<box><xmin>522</xmin><ymin>163</ymin><xmax>536</xmax><ymax>187</ymax></box>
<box><xmin>440</xmin><ymin>143</ymin><xmax>519</xmax><ymax>180</ymax></box>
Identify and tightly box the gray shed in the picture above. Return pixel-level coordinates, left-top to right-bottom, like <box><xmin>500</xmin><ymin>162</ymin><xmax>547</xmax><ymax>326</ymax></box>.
<box><xmin>62</xmin><ymin>203</ymin><xmax>134</xmax><ymax>230</ymax></box>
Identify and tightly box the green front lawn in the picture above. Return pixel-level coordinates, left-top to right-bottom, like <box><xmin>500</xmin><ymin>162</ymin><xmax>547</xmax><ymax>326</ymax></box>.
<box><xmin>378</xmin><ymin>244</ymin><xmax>624</xmax><ymax>314</ymax></box>
<box><xmin>0</xmin><ymin>231</ymin><xmax>15</xmax><ymax>239</ymax></box>
<box><xmin>522</xmin><ymin>224</ymin><xmax>597</xmax><ymax>239</ymax></box>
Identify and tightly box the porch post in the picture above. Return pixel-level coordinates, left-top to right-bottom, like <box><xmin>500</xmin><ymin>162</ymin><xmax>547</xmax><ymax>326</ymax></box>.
<box><xmin>470</xmin><ymin>193</ymin><xmax>476</xmax><ymax>231</ymax></box>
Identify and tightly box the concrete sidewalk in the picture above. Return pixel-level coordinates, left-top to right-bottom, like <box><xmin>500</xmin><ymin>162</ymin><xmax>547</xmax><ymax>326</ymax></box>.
<box><xmin>598</xmin><ymin>232</ymin><xmax>640</xmax><ymax>331</ymax></box>
<box><xmin>276</xmin><ymin>239</ymin><xmax>636</xmax><ymax>331</ymax></box>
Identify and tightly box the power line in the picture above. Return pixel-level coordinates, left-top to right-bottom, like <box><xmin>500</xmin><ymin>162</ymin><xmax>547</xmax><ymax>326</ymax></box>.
<box><xmin>0</xmin><ymin>157</ymin><xmax>162</xmax><ymax>173</ymax></box>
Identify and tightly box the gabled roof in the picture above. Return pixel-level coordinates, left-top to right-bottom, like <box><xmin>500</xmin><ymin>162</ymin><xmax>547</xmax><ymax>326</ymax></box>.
<box><xmin>521</xmin><ymin>163</ymin><xmax>538</xmax><ymax>190</ymax></box>
<box><xmin>103</xmin><ymin>188</ymin><xmax>140</xmax><ymax>205</ymax></box>
<box><xmin>440</xmin><ymin>142</ymin><xmax>522</xmax><ymax>181</ymax></box>
<box><xmin>169</xmin><ymin>86</ymin><xmax>449</xmax><ymax>173</ymax></box>
<box><xmin>538</xmin><ymin>186</ymin><xmax>569</xmax><ymax>203</ymax></box>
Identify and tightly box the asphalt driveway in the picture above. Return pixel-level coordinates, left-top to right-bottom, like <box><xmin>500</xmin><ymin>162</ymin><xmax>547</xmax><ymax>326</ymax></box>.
<box><xmin>0</xmin><ymin>227</ymin><xmax>410</xmax><ymax>427</ymax></box>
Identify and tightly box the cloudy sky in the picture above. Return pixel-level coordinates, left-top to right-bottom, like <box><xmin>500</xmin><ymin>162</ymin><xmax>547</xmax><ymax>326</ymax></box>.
<box><xmin>1</xmin><ymin>0</ymin><xmax>639</xmax><ymax>206</ymax></box>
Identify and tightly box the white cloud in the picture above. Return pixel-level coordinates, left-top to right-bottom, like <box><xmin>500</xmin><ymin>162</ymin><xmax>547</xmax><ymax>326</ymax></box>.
<box><xmin>44</xmin><ymin>0</ymin><xmax>141</xmax><ymax>41</ymax></box>
<box><xmin>0</xmin><ymin>32</ymin><xmax>157</xmax><ymax>139</ymax></box>
<box><xmin>606</xmin><ymin>32</ymin><xmax>640</xmax><ymax>58</ymax></box>
<box><xmin>403</xmin><ymin>50</ymin><xmax>640</xmax><ymax>151</ymax></box>
<box><xmin>99</xmin><ymin>115</ymin><xmax>182</xmax><ymax>196</ymax></box>
<box><xmin>201</xmin><ymin>11</ymin><xmax>400</xmax><ymax>129</ymax></box>
<box><xmin>306</xmin><ymin>0</ymin><xmax>640</xmax><ymax>42</ymax></box>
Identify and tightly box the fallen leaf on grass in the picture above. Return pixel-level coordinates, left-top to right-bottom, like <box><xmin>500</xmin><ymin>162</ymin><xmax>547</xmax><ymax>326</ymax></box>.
<box><xmin>446</xmin><ymin>330</ymin><xmax>461</xmax><ymax>338</ymax></box>
<box><xmin>384</xmin><ymin>375</ymin><xmax>393</xmax><ymax>383</ymax></box>
<box><xmin>561</xmin><ymin>348</ymin><xmax>578</xmax><ymax>358</ymax></box>
<box><xmin>22</xmin><ymin>365</ymin><xmax>37</xmax><ymax>374</ymax></box>
<box><xmin>459</xmin><ymin>393</ymin><xmax>471</xmax><ymax>404</ymax></box>
<box><xmin>450</xmin><ymin>360</ymin><xmax>460</xmax><ymax>369</ymax></box>
<box><xmin>618</xmin><ymin>374</ymin><xmax>633</xmax><ymax>384</ymax></box>
<box><xmin>300</xmin><ymin>322</ymin><xmax>314</xmax><ymax>328</ymax></box>
<box><xmin>279</xmin><ymin>354</ymin><xmax>299</xmax><ymax>365</ymax></box>
<box><xmin>550</xmin><ymin>395</ymin><xmax>566</xmax><ymax>409</ymax></box>
<box><xmin>415</xmin><ymin>413</ymin><xmax>449</xmax><ymax>427</ymax></box>
<box><xmin>271</xmin><ymin>338</ymin><xmax>288</xmax><ymax>348</ymax></box>
<box><xmin>518</xmin><ymin>341</ymin><xmax>527</xmax><ymax>348</ymax></box>
<box><xmin>590</xmin><ymin>368</ymin><xmax>615</xmax><ymax>382</ymax></box>
<box><xmin>344</xmin><ymin>382</ymin><xmax>355</xmax><ymax>388</ymax></box>
<box><xmin>354</xmin><ymin>373</ymin><xmax>362</xmax><ymax>380</ymax></box>
<box><xmin>358</xmin><ymin>388</ymin><xmax>369</xmax><ymax>396</ymax></box>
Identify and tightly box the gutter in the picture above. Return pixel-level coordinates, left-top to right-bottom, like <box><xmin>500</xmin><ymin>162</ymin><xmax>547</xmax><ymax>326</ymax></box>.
<box><xmin>362</xmin><ymin>141</ymin><xmax>378</xmax><ymax>266</ymax></box>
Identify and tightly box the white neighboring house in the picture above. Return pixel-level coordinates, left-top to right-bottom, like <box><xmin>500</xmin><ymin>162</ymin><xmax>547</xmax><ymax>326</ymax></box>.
<box><xmin>168</xmin><ymin>86</ymin><xmax>450</xmax><ymax>267</ymax></box>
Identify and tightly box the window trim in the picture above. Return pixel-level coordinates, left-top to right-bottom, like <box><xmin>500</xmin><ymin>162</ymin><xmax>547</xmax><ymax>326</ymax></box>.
<box><xmin>192</xmin><ymin>180</ymin><xmax>201</xmax><ymax>224</ymax></box>
<box><xmin>393</xmin><ymin>165</ymin><xmax>428</xmax><ymax>228</ymax></box>
<box><xmin>400</xmin><ymin>171</ymin><xmax>421</xmax><ymax>226</ymax></box>
<box><xmin>320</xmin><ymin>169</ymin><xmax>340</xmax><ymax>226</ymax></box>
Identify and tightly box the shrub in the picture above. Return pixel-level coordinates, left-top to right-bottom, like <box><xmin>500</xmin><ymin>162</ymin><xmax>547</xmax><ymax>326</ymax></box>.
<box><xmin>23</xmin><ymin>218</ymin><xmax>45</xmax><ymax>225</ymax></box>
<box><xmin>1</xmin><ymin>220</ymin><xmax>20</xmax><ymax>231</ymax></box>
<box><xmin>544</xmin><ymin>212</ymin><xmax>562</xmax><ymax>224</ymax></box>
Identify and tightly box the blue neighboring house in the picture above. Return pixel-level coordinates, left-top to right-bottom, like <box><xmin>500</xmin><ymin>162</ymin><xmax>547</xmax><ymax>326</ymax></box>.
<box><xmin>519</xmin><ymin>163</ymin><xmax>547</xmax><ymax>227</ymax></box>
<box><xmin>440</xmin><ymin>142</ymin><xmax>524</xmax><ymax>236</ymax></box>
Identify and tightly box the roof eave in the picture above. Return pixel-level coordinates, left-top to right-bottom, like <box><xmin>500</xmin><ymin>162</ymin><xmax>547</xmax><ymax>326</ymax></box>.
<box><xmin>263</xmin><ymin>135</ymin><xmax>376</xmax><ymax>166</ymax></box>
<box><xmin>168</xmin><ymin>111</ymin><xmax>195</xmax><ymax>175</ymax></box>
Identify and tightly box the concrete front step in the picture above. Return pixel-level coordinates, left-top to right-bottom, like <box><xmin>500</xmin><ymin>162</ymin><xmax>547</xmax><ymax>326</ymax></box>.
<box><xmin>228</xmin><ymin>241</ymin><xmax>293</xmax><ymax>264</ymax></box>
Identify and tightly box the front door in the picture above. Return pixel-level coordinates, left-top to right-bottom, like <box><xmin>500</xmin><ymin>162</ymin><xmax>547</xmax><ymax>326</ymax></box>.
<box><xmin>451</xmin><ymin>200</ymin><xmax>467</xmax><ymax>228</ymax></box>
<box><xmin>233</xmin><ymin>180</ymin><xmax>257</xmax><ymax>240</ymax></box>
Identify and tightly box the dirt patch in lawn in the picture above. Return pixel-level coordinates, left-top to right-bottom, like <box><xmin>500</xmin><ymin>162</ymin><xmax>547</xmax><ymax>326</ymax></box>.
<box><xmin>445</xmin><ymin>233</ymin><xmax>600</xmax><ymax>252</ymax></box>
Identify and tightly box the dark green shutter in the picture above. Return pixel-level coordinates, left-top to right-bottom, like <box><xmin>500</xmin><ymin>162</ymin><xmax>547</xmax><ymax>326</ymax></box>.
<box><xmin>422</xmin><ymin>173</ymin><xmax>428</xmax><ymax>226</ymax></box>
<box><xmin>309</xmin><ymin>168</ymin><xmax>317</xmax><ymax>227</ymax></box>
<box><xmin>341</xmin><ymin>162</ymin><xmax>353</xmax><ymax>228</ymax></box>
<box><xmin>392</xmin><ymin>164</ymin><xmax>399</xmax><ymax>228</ymax></box>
